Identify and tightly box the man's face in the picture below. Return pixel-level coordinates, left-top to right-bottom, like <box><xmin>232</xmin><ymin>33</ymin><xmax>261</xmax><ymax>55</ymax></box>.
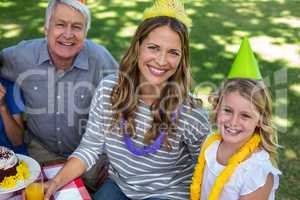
<box><xmin>45</xmin><ymin>3</ymin><xmax>85</xmax><ymax>65</ymax></box>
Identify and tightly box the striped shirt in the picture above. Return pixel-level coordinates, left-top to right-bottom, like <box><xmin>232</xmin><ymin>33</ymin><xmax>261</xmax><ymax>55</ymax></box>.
<box><xmin>72</xmin><ymin>74</ymin><xmax>210</xmax><ymax>200</ymax></box>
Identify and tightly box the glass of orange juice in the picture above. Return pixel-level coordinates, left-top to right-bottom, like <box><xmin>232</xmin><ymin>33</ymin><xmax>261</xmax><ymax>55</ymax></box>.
<box><xmin>25</xmin><ymin>171</ymin><xmax>44</xmax><ymax>200</ymax></box>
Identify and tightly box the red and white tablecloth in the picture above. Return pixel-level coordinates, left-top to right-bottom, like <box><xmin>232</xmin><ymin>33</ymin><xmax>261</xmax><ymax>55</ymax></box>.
<box><xmin>9</xmin><ymin>164</ymin><xmax>91</xmax><ymax>200</ymax></box>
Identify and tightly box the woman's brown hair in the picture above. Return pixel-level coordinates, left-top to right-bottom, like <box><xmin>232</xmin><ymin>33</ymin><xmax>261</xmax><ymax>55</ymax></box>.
<box><xmin>111</xmin><ymin>16</ymin><xmax>195</xmax><ymax>150</ymax></box>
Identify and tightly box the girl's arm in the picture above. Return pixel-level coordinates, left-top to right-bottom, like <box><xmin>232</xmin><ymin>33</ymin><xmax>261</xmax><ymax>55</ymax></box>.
<box><xmin>44</xmin><ymin>157</ymin><xmax>87</xmax><ymax>200</ymax></box>
<box><xmin>240</xmin><ymin>173</ymin><xmax>274</xmax><ymax>200</ymax></box>
<box><xmin>0</xmin><ymin>84</ymin><xmax>24</xmax><ymax>145</ymax></box>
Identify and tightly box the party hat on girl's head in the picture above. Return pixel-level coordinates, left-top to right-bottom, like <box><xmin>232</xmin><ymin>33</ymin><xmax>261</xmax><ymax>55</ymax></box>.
<box><xmin>227</xmin><ymin>37</ymin><xmax>262</xmax><ymax>80</ymax></box>
<box><xmin>143</xmin><ymin>0</ymin><xmax>192</xmax><ymax>29</ymax></box>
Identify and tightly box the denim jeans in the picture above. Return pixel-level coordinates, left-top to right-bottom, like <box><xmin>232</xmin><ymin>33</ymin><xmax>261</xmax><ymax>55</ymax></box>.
<box><xmin>93</xmin><ymin>178</ymin><xmax>169</xmax><ymax>200</ymax></box>
<box><xmin>93</xmin><ymin>178</ymin><xmax>129</xmax><ymax>200</ymax></box>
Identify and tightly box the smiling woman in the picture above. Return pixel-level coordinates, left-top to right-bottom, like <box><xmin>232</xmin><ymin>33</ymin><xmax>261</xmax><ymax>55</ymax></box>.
<box><xmin>138</xmin><ymin>25</ymin><xmax>182</xmax><ymax>97</ymax></box>
<box><xmin>44</xmin><ymin>1</ymin><xmax>210</xmax><ymax>200</ymax></box>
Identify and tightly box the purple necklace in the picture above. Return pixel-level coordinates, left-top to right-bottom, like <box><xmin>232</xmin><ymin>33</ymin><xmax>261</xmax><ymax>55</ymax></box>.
<box><xmin>121</xmin><ymin>110</ymin><xmax>179</xmax><ymax>156</ymax></box>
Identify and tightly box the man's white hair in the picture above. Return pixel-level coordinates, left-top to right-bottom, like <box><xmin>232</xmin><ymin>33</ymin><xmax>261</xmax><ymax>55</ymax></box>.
<box><xmin>45</xmin><ymin>0</ymin><xmax>91</xmax><ymax>35</ymax></box>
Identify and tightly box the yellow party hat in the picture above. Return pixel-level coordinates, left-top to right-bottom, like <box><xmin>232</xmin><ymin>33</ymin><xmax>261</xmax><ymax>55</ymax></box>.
<box><xmin>143</xmin><ymin>0</ymin><xmax>192</xmax><ymax>29</ymax></box>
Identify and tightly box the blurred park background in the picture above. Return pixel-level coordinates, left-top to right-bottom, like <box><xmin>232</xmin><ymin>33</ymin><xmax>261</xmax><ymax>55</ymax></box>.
<box><xmin>0</xmin><ymin>0</ymin><xmax>299</xmax><ymax>199</ymax></box>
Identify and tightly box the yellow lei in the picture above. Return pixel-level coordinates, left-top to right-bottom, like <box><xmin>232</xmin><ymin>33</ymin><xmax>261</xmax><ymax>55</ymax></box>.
<box><xmin>190</xmin><ymin>132</ymin><xmax>261</xmax><ymax>200</ymax></box>
<box><xmin>0</xmin><ymin>160</ymin><xmax>30</xmax><ymax>189</ymax></box>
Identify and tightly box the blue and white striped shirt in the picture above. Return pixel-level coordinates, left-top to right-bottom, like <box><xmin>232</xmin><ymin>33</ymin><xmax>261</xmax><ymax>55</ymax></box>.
<box><xmin>72</xmin><ymin>74</ymin><xmax>210</xmax><ymax>200</ymax></box>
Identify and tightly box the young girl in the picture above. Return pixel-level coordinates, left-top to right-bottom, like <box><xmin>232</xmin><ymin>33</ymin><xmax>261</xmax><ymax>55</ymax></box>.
<box><xmin>190</xmin><ymin>38</ymin><xmax>281</xmax><ymax>200</ymax></box>
<box><xmin>45</xmin><ymin>0</ymin><xmax>210</xmax><ymax>200</ymax></box>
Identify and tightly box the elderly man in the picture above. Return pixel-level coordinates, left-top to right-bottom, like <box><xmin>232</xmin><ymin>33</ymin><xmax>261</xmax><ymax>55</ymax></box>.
<box><xmin>0</xmin><ymin>0</ymin><xmax>117</xmax><ymax>190</ymax></box>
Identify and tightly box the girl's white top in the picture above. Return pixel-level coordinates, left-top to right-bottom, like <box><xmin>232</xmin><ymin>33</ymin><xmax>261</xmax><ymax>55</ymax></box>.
<box><xmin>201</xmin><ymin>140</ymin><xmax>281</xmax><ymax>200</ymax></box>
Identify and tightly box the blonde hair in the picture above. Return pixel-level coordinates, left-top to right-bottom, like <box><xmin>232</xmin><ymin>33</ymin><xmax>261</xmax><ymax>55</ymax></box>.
<box><xmin>111</xmin><ymin>16</ymin><xmax>195</xmax><ymax>150</ymax></box>
<box><xmin>209</xmin><ymin>78</ymin><xmax>279</xmax><ymax>166</ymax></box>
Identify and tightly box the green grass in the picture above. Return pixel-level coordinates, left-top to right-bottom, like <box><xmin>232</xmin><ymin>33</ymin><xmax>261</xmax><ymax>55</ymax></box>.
<box><xmin>1</xmin><ymin>0</ymin><xmax>299</xmax><ymax>199</ymax></box>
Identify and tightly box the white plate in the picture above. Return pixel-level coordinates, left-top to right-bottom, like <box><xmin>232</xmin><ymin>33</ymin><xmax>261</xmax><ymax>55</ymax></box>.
<box><xmin>0</xmin><ymin>154</ymin><xmax>41</xmax><ymax>195</ymax></box>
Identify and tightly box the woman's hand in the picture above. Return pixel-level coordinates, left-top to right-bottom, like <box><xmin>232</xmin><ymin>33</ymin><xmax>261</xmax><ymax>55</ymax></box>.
<box><xmin>44</xmin><ymin>179</ymin><xmax>60</xmax><ymax>200</ymax></box>
<box><xmin>43</xmin><ymin>157</ymin><xmax>87</xmax><ymax>200</ymax></box>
